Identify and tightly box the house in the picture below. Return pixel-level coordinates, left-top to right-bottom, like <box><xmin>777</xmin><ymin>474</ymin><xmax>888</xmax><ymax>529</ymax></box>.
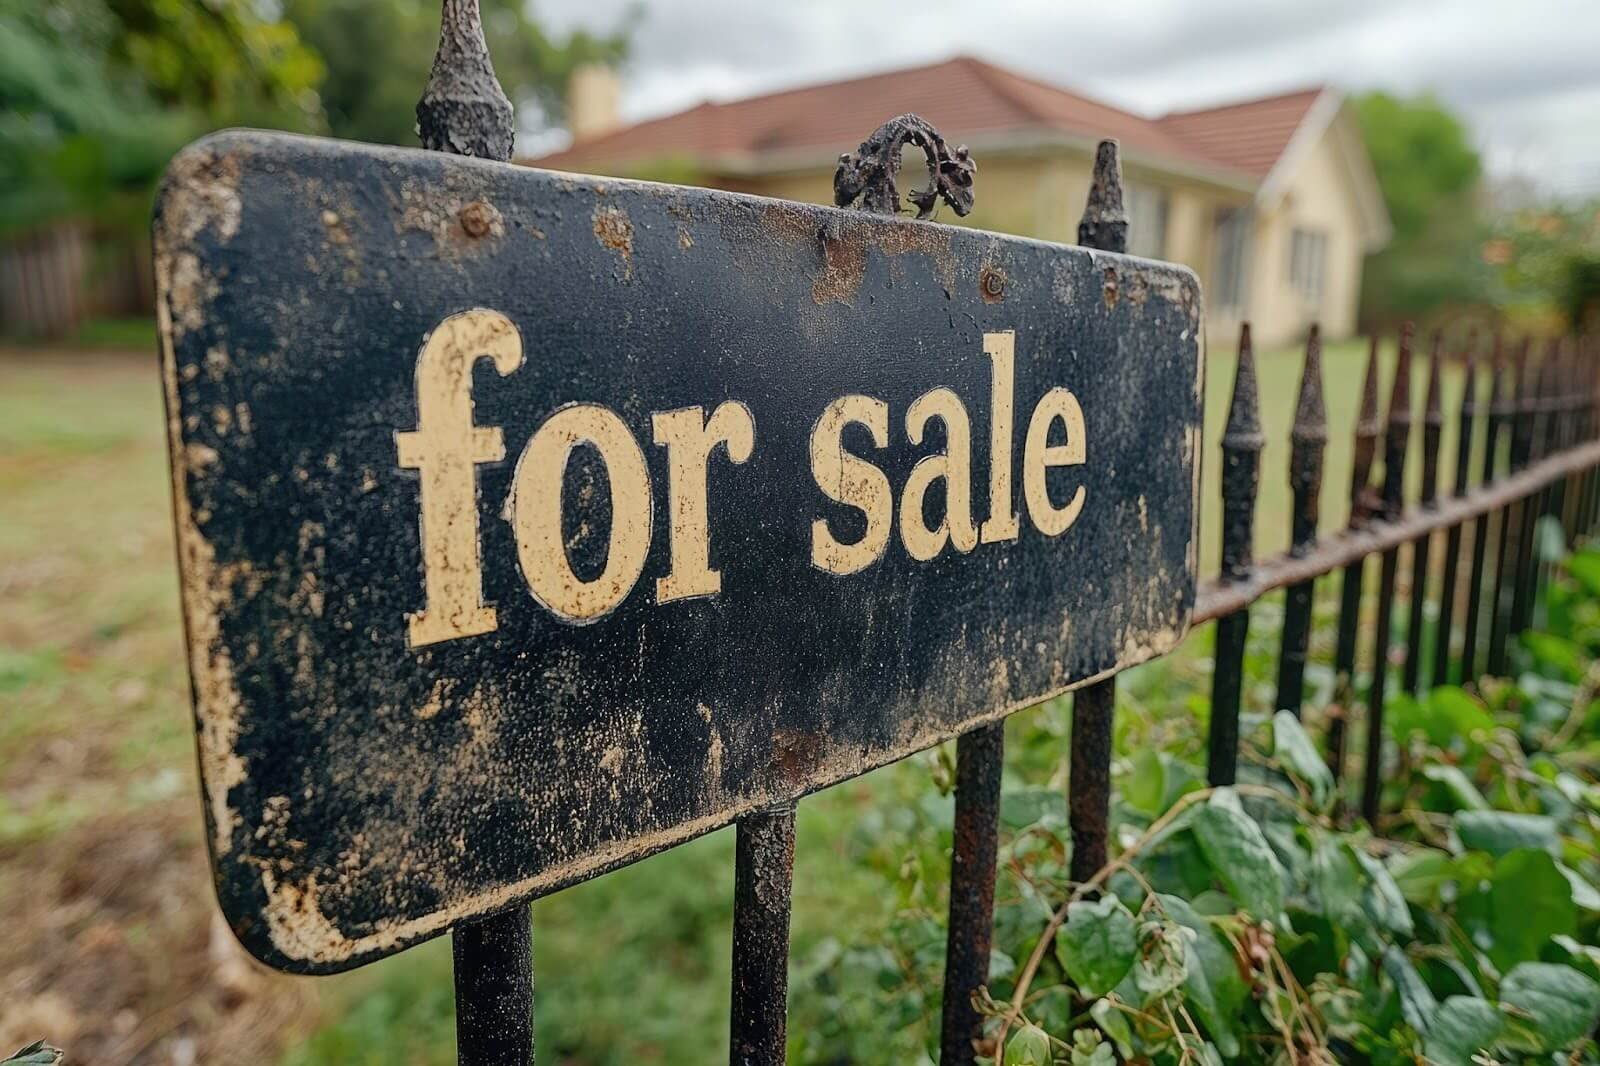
<box><xmin>527</xmin><ymin>56</ymin><xmax>1391</xmax><ymax>352</ymax></box>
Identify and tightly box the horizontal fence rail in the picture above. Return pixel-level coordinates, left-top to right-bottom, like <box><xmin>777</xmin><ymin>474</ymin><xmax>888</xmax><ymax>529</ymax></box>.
<box><xmin>404</xmin><ymin>6</ymin><xmax>1600</xmax><ymax>1060</ymax></box>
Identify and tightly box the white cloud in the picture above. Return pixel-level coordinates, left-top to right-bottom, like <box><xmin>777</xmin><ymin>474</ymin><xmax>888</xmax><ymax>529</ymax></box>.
<box><xmin>536</xmin><ymin>0</ymin><xmax>1600</xmax><ymax>197</ymax></box>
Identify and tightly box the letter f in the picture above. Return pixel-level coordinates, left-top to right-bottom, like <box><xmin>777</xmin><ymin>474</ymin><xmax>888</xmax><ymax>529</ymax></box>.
<box><xmin>396</xmin><ymin>309</ymin><xmax>523</xmax><ymax>647</ymax></box>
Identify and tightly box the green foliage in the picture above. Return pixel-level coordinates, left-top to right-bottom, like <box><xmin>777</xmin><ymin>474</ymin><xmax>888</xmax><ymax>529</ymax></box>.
<box><xmin>282</xmin><ymin>0</ymin><xmax>631</xmax><ymax>147</ymax></box>
<box><xmin>0</xmin><ymin>0</ymin><xmax>321</xmax><ymax>235</ymax></box>
<box><xmin>1354</xmin><ymin>90</ymin><xmax>1494</xmax><ymax>326</ymax></box>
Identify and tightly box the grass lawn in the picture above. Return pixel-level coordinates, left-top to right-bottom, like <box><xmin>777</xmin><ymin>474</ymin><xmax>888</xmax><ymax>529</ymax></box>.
<box><xmin>0</xmin><ymin>326</ymin><xmax>1463</xmax><ymax>1062</ymax></box>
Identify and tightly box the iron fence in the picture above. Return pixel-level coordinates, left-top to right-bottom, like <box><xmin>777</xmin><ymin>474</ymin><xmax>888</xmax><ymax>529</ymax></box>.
<box><xmin>410</xmin><ymin>4</ymin><xmax>1600</xmax><ymax>1062</ymax></box>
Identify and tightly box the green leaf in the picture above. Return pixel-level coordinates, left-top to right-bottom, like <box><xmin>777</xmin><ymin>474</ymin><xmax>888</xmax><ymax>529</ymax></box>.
<box><xmin>1382</xmin><ymin>945</ymin><xmax>1438</xmax><ymax>1035</ymax></box>
<box><xmin>1355</xmin><ymin>848</ymin><xmax>1414</xmax><ymax>937</ymax></box>
<box><xmin>1310</xmin><ymin>840</ymin><xmax>1366</xmax><ymax>928</ymax></box>
<box><xmin>1157</xmin><ymin>894</ymin><xmax>1248</xmax><ymax>1058</ymax></box>
<box><xmin>1500</xmin><ymin>962</ymin><xmax>1600</xmax><ymax>1049</ymax></box>
<box><xmin>1536</xmin><ymin>514</ymin><xmax>1569</xmax><ymax>564</ymax></box>
<box><xmin>1272</xmin><ymin>711</ymin><xmax>1333</xmax><ymax>809</ymax></box>
<box><xmin>1424</xmin><ymin>995</ymin><xmax>1504</xmax><ymax>1066</ymax></box>
<box><xmin>1484</xmin><ymin>849</ymin><xmax>1577</xmax><ymax>971</ymax></box>
<box><xmin>1388</xmin><ymin>848</ymin><xmax>1454</xmax><ymax>905</ymax></box>
<box><xmin>1566</xmin><ymin>550</ymin><xmax>1600</xmax><ymax>597</ymax></box>
<box><xmin>1121</xmin><ymin>746</ymin><xmax>1166</xmax><ymax>817</ymax></box>
<box><xmin>1002</xmin><ymin>1024</ymin><xmax>1053</xmax><ymax>1066</ymax></box>
<box><xmin>1089</xmin><ymin>997</ymin><xmax>1134</xmax><ymax>1058</ymax></box>
<box><xmin>1391</xmin><ymin>686</ymin><xmax>1496</xmax><ymax>749</ymax></box>
<box><xmin>1191</xmin><ymin>789</ymin><xmax>1286</xmax><ymax>920</ymax></box>
<box><xmin>1558</xmin><ymin>863</ymin><xmax>1600</xmax><ymax>911</ymax></box>
<box><xmin>1421</xmin><ymin>763</ymin><xmax>1489</xmax><ymax>810</ymax></box>
<box><xmin>1523</xmin><ymin>632</ymin><xmax>1584</xmax><ymax>681</ymax></box>
<box><xmin>1454</xmin><ymin>810</ymin><xmax>1559</xmax><ymax>857</ymax></box>
<box><xmin>1055</xmin><ymin>895</ymin><xmax>1138</xmax><ymax>998</ymax></box>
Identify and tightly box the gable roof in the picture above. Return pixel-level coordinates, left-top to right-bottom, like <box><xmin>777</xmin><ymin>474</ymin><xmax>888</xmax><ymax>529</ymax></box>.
<box><xmin>525</xmin><ymin>55</ymin><xmax>1326</xmax><ymax>191</ymax></box>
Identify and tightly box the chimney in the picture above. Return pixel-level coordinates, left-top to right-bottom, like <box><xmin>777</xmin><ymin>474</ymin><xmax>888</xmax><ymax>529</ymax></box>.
<box><xmin>568</xmin><ymin>63</ymin><xmax>621</xmax><ymax>142</ymax></box>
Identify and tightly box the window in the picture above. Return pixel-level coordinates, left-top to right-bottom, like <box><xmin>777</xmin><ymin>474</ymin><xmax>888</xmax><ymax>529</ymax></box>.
<box><xmin>1212</xmin><ymin>207</ymin><xmax>1252</xmax><ymax>312</ymax></box>
<box><xmin>1123</xmin><ymin>182</ymin><xmax>1170</xmax><ymax>259</ymax></box>
<box><xmin>1288</xmin><ymin>228</ymin><xmax>1329</xmax><ymax>305</ymax></box>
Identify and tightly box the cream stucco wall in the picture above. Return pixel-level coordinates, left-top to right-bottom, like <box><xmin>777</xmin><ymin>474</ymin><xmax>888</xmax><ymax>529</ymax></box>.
<box><xmin>1242</xmin><ymin>125</ymin><xmax>1369</xmax><ymax>352</ymax></box>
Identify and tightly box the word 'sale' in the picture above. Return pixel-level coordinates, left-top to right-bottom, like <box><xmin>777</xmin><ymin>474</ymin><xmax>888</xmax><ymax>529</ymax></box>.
<box><xmin>399</xmin><ymin>309</ymin><xmax>1089</xmax><ymax>646</ymax></box>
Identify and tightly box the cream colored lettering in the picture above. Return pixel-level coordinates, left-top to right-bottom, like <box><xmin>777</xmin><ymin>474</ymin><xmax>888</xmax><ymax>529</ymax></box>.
<box><xmin>395</xmin><ymin>309</ymin><xmax>523</xmax><ymax>647</ymax></box>
<box><xmin>979</xmin><ymin>331</ymin><xmax>1020</xmax><ymax>544</ymax></box>
<box><xmin>512</xmin><ymin>404</ymin><xmax>653</xmax><ymax>622</ymax></box>
<box><xmin>900</xmin><ymin>387</ymin><xmax>978</xmax><ymax>561</ymax></box>
<box><xmin>1023</xmin><ymin>387</ymin><xmax>1088</xmax><ymax>536</ymax></box>
<box><xmin>810</xmin><ymin>395</ymin><xmax>892</xmax><ymax>574</ymax></box>
<box><xmin>653</xmin><ymin>402</ymin><xmax>756</xmax><ymax>603</ymax></box>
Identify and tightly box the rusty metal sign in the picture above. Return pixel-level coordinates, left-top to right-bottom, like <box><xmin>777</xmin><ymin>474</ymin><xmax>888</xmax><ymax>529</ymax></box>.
<box><xmin>155</xmin><ymin>129</ymin><xmax>1202</xmax><ymax>974</ymax></box>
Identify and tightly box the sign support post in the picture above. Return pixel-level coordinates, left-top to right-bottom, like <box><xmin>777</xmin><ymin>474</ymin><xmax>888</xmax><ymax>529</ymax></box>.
<box><xmin>415</xmin><ymin>2</ymin><xmax>533</xmax><ymax>1063</ymax></box>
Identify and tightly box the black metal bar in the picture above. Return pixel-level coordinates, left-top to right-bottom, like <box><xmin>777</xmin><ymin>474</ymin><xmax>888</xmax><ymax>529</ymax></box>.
<box><xmin>1194</xmin><ymin>436</ymin><xmax>1600</xmax><ymax>623</ymax></box>
<box><xmin>1462</xmin><ymin>336</ymin><xmax>1507</xmax><ymax>683</ymax></box>
<box><xmin>1327</xmin><ymin>341</ymin><xmax>1382</xmax><ymax>785</ymax></box>
<box><xmin>1067</xmin><ymin>139</ymin><xmax>1128</xmax><ymax>883</ymax></box>
<box><xmin>421</xmin><ymin>6</ymin><xmax>534</xmax><ymax>1063</ymax></box>
<box><xmin>1069</xmin><ymin>679</ymin><xmax>1114</xmax><ymax>883</ymax></box>
<box><xmin>1209</xmin><ymin>324</ymin><xmax>1263</xmax><ymax>787</ymax></box>
<box><xmin>454</xmin><ymin>909</ymin><xmax>535</xmax><ymax>1066</ymax></box>
<box><xmin>940</xmin><ymin>723</ymin><xmax>1003</xmax><ymax>1066</ymax></box>
<box><xmin>1513</xmin><ymin>345</ymin><xmax>1553</xmax><ymax>635</ymax></box>
<box><xmin>1433</xmin><ymin>328</ymin><xmax>1478</xmax><ymax>685</ymax></box>
<box><xmin>1274</xmin><ymin>326</ymin><xmax>1326</xmax><ymax>716</ymax></box>
<box><xmin>1362</xmin><ymin>325</ymin><xmax>1414</xmax><ymax>825</ymax></box>
<box><xmin>1402</xmin><ymin>333</ymin><xmax>1444</xmax><ymax>692</ymax></box>
<box><xmin>1489</xmin><ymin>341</ymin><xmax>1533</xmax><ymax>674</ymax></box>
<box><xmin>730</xmin><ymin>805</ymin><xmax>796</xmax><ymax>1066</ymax></box>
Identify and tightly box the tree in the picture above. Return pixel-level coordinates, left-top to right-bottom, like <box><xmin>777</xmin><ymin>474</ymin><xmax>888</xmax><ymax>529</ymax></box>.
<box><xmin>1354</xmin><ymin>91</ymin><xmax>1492</xmax><ymax>325</ymax></box>
<box><xmin>283</xmin><ymin>0</ymin><xmax>632</xmax><ymax>149</ymax></box>
<box><xmin>0</xmin><ymin>0</ymin><xmax>322</xmax><ymax>235</ymax></box>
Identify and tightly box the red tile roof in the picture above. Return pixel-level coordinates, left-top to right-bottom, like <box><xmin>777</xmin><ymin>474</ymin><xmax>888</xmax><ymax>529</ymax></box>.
<box><xmin>526</xmin><ymin>56</ymin><xmax>1327</xmax><ymax>188</ymax></box>
<box><xmin>1156</xmin><ymin>87</ymin><xmax>1326</xmax><ymax>179</ymax></box>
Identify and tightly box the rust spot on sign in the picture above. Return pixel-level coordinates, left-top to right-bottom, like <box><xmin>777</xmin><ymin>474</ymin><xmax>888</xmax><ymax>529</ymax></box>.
<box><xmin>592</xmin><ymin>204</ymin><xmax>634</xmax><ymax>278</ymax></box>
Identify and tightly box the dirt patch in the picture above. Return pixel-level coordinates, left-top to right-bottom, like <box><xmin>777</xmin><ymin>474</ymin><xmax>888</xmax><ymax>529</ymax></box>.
<box><xmin>0</xmin><ymin>802</ymin><xmax>318</xmax><ymax>1064</ymax></box>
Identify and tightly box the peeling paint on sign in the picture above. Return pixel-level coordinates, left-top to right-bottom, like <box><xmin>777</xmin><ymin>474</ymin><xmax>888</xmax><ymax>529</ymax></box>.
<box><xmin>154</xmin><ymin>130</ymin><xmax>1202</xmax><ymax>974</ymax></box>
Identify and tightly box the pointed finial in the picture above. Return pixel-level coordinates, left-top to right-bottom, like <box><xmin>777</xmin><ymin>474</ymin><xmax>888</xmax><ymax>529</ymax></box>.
<box><xmin>1387</xmin><ymin>322</ymin><xmax>1415</xmax><ymax>430</ymax></box>
<box><xmin>1078</xmin><ymin>140</ymin><xmax>1128</xmax><ymax>253</ymax></box>
<box><xmin>1357</xmin><ymin>335</ymin><xmax>1383</xmax><ymax>439</ymax></box>
<box><xmin>418</xmin><ymin>0</ymin><xmax>515</xmax><ymax>161</ymax></box>
<box><xmin>1223</xmin><ymin>323</ymin><xmax>1264</xmax><ymax>451</ymax></box>
<box><xmin>1424</xmin><ymin>330</ymin><xmax>1444</xmax><ymax>427</ymax></box>
<box><xmin>1292</xmin><ymin>324</ymin><xmax>1327</xmax><ymax>445</ymax></box>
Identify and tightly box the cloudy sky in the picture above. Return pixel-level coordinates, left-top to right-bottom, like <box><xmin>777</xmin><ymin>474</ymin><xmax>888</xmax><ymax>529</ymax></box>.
<box><xmin>538</xmin><ymin>0</ymin><xmax>1600</xmax><ymax>199</ymax></box>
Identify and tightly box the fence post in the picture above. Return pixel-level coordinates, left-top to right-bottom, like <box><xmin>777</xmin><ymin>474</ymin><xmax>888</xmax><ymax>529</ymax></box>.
<box><xmin>1434</xmin><ymin>329</ymin><xmax>1478</xmax><ymax>684</ymax></box>
<box><xmin>1273</xmin><ymin>327</ymin><xmax>1326</xmax><ymax>716</ymax></box>
<box><xmin>1462</xmin><ymin>335</ymin><xmax>1507</xmax><ymax>682</ymax></box>
<box><xmin>1326</xmin><ymin>342</ymin><xmax>1382</xmax><ymax>786</ymax></box>
<box><xmin>731</xmin><ymin>804</ymin><xmax>798</xmax><ymax>1066</ymax></box>
<box><xmin>1362</xmin><ymin>324</ymin><xmax>1414</xmax><ymax>825</ymax></box>
<box><xmin>1489</xmin><ymin>340</ymin><xmax>1533</xmax><ymax>674</ymax></box>
<box><xmin>1208</xmin><ymin>325</ymin><xmax>1262</xmax><ymax>786</ymax></box>
<box><xmin>939</xmin><ymin>724</ymin><xmax>1004</xmax><ymax>1065</ymax></box>
<box><xmin>416</xmin><ymin>4</ymin><xmax>534</xmax><ymax>1064</ymax></box>
<box><xmin>1403</xmin><ymin>333</ymin><xmax>1445</xmax><ymax>693</ymax></box>
<box><xmin>1067</xmin><ymin>140</ymin><xmax>1127</xmax><ymax>885</ymax></box>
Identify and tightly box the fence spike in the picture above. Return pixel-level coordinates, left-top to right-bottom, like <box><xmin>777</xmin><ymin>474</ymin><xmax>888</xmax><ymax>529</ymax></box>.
<box><xmin>1435</xmin><ymin>326</ymin><xmax>1479</xmax><ymax>684</ymax></box>
<box><xmin>1362</xmin><ymin>324</ymin><xmax>1414</xmax><ymax>824</ymax></box>
<box><xmin>1078</xmin><ymin>140</ymin><xmax>1129</xmax><ymax>252</ymax></box>
<box><xmin>418</xmin><ymin>0</ymin><xmax>516</xmax><ymax>161</ymax></box>
<box><xmin>1209</xmin><ymin>323</ymin><xmax>1262</xmax><ymax>785</ymax></box>
<box><xmin>1489</xmin><ymin>339</ymin><xmax>1533</xmax><ymax>673</ymax></box>
<box><xmin>1403</xmin><ymin>331</ymin><xmax>1445</xmax><ymax>693</ymax></box>
<box><xmin>1274</xmin><ymin>325</ymin><xmax>1326</xmax><ymax>716</ymax></box>
<box><xmin>1328</xmin><ymin>336</ymin><xmax>1385</xmax><ymax>786</ymax></box>
<box><xmin>1068</xmin><ymin>137</ymin><xmax>1127</xmax><ymax>886</ymax></box>
<box><xmin>1463</xmin><ymin>333</ymin><xmax>1508</xmax><ymax>682</ymax></box>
